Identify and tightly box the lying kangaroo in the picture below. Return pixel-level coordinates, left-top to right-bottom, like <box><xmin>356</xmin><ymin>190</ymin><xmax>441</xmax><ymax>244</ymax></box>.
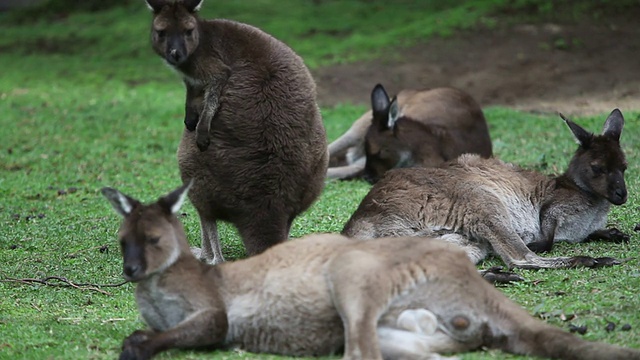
<box><xmin>102</xmin><ymin>183</ymin><xmax>640</xmax><ymax>360</ymax></box>
<box><xmin>343</xmin><ymin>109</ymin><xmax>629</xmax><ymax>273</ymax></box>
<box><xmin>327</xmin><ymin>84</ymin><xmax>492</xmax><ymax>183</ymax></box>
<box><xmin>146</xmin><ymin>0</ymin><xmax>328</xmax><ymax>263</ymax></box>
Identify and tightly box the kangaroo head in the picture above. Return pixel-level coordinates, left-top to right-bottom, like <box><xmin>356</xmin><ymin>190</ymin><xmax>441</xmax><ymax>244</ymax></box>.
<box><xmin>363</xmin><ymin>84</ymin><xmax>418</xmax><ymax>184</ymax></box>
<box><xmin>563</xmin><ymin>109</ymin><xmax>627</xmax><ymax>205</ymax></box>
<box><xmin>101</xmin><ymin>182</ymin><xmax>192</xmax><ymax>282</ymax></box>
<box><xmin>146</xmin><ymin>0</ymin><xmax>203</xmax><ymax>66</ymax></box>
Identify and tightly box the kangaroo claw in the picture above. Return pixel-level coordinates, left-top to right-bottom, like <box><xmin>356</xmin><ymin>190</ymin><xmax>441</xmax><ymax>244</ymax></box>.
<box><xmin>569</xmin><ymin>256</ymin><xmax>621</xmax><ymax>268</ymax></box>
<box><xmin>481</xmin><ymin>266</ymin><xmax>525</xmax><ymax>284</ymax></box>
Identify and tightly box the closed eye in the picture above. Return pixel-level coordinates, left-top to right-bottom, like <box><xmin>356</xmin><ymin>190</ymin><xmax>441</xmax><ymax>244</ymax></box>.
<box><xmin>148</xmin><ymin>236</ymin><xmax>160</xmax><ymax>245</ymax></box>
<box><xmin>591</xmin><ymin>165</ymin><xmax>605</xmax><ymax>175</ymax></box>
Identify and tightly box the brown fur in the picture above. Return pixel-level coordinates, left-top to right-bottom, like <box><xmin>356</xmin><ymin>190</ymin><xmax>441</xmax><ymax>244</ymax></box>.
<box><xmin>102</xmin><ymin>183</ymin><xmax>640</xmax><ymax>360</ymax></box>
<box><xmin>146</xmin><ymin>0</ymin><xmax>328</xmax><ymax>263</ymax></box>
<box><xmin>343</xmin><ymin>109</ymin><xmax>628</xmax><ymax>273</ymax></box>
<box><xmin>327</xmin><ymin>84</ymin><xmax>492</xmax><ymax>183</ymax></box>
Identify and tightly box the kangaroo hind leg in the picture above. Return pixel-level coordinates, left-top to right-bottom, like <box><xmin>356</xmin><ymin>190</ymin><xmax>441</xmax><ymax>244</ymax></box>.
<box><xmin>326</xmin><ymin>250</ymin><xmax>394</xmax><ymax>360</ymax></box>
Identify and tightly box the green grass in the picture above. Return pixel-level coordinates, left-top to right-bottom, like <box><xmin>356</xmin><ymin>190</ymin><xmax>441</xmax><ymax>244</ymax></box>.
<box><xmin>1</xmin><ymin>1</ymin><xmax>639</xmax><ymax>359</ymax></box>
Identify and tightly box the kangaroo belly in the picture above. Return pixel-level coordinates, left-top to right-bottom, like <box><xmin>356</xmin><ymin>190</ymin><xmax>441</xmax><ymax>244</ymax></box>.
<box><xmin>500</xmin><ymin>192</ymin><xmax>542</xmax><ymax>244</ymax></box>
<box><xmin>224</xmin><ymin>276</ymin><xmax>344</xmax><ymax>356</ymax></box>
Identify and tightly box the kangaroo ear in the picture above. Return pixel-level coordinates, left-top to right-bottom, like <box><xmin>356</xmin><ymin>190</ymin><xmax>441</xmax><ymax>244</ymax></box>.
<box><xmin>145</xmin><ymin>0</ymin><xmax>165</xmax><ymax>12</ymax></box>
<box><xmin>560</xmin><ymin>112</ymin><xmax>593</xmax><ymax>148</ymax></box>
<box><xmin>371</xmin><ymin>84</ymin><xmax>391</xmax><ymax>132</ymax></box>
<box><xmin>101</xmin><ymin>187</ymin><xmax>139</xmax><ymax>217</ymax></box>
<box><xmin>158</xmin><ymin>180</ymin><xmax>193</xmax><ymax>215</ymax></box>
<box><xmin>183</xmin><ymin>0</ymin><xmax>204</xmax><ymax>12</ymax></box>
<box><xmin>388</xmin><ymin>96</ymin><xmax>400</xmax><ymax>130</ymax></box>
<box><xmin>602</xmin><ymin>108</ymin><xmax>624</xmax><ymax>142</ymax></box>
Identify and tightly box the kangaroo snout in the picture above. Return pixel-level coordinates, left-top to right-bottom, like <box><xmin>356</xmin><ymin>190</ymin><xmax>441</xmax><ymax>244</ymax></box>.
<box><xmin>611</xmin><ymin>186</ymin><xmax>627</xmax><ymax>205</ymax></box>
<box><xmin>123</xmin><ymin>262</ymin><xmax>143</xmax><ymax>280</ymax></box>
<box><xmin>166</xmin><ymin>47</ymin><xmax>185</xmax><ymax>65</ymax></box>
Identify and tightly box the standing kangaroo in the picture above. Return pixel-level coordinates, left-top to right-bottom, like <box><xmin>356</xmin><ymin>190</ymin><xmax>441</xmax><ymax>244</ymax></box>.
<box><xmin>146</xmin><ymin>0</ymin><xmax>328</xmax><ymax>263</ymax></box>
<box><xmin>102</xmin><ymin>183</ymin><xmax>640</xmax><ymax>360</ymax></box>
<box><xmin>327</xmin><ymin>84</ymin><xmax>492</xmax><ymax>183</ymax></box>
<box><xmin>343</xmin><ymin>109</ymin><xmax>629</xmax><ymax>274</ymax></box>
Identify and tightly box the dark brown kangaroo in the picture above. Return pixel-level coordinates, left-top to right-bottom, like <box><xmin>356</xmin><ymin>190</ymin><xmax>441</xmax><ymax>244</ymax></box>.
<box><xmin>343</xmin><ymin>109</ymin><xmax>629</xmax><ymax>277</ymax></box>
<box><xmin>146</xmin><ymin>0</ymin><xmax>328</xmax><ymax>263</ymax></box>
<box><xmin>102</xmin><ymin>183</ymin><xmax>640</xmax><ymax>360</ymax></box>
<box><xmin>327</xmin><ymin>84</ymin><xmax>492</xmax><ymax>183</ymax></box>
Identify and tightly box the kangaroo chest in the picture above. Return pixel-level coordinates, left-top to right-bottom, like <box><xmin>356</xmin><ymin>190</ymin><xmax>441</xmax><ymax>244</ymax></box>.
<box><xmin>135</xmin><ymin>277</ymin><xmax>191</xmax><ymax>332</ymax></box>
<box><xmin>552</xmin><ymin>201</ymin><xmax>610</xmax><ymax>243</ymax></box>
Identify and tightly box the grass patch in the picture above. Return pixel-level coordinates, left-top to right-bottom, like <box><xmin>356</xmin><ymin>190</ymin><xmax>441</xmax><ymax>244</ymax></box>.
<box><xmin>1</xmin><ymin>1</ymin><xmax>639</xmax><ymax>359</ymax></box>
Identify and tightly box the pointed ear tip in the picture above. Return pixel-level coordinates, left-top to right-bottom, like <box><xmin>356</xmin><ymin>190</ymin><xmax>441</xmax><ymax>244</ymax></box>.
<box><xmin>557</xmin><ymin>112</ymin><xmax>570</xmax><ymax>123</ymax></box>
<box><xmin>610</xmin><ymin>108</ymin><xmax>624</xmax><ymax>119</ymax></box>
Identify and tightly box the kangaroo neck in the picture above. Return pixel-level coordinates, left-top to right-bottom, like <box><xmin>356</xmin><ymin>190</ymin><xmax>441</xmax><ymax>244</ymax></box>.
<box><xmin>554</xmin><ymin>171</ymin><xmax>601</xmax><ymax>202</ymax></box>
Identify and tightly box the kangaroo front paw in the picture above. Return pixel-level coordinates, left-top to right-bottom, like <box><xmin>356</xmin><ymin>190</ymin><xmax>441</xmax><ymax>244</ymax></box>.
<box><xmin>120</xmin><ymin>331</ymin><xmax>152</xmax><ymax>360</ymax></box>
<box><xmin>605</xmin><ymin>228</ymin><xmax>630</xmax><ymax>243</ymax></box>
<box><xmin>569</xmin><ymin>256</ymin><xmax>621</xmax><ymax>268</ymax></box>
<box><xmin>481</xmin><ymin>266</ymin><xmax>524</xmax><ymax>284</ymax></box>
<box><xmin>586</xmin><ymin>228</ymin><xmax>630</xmax><ymax>243</ymax></box>
<box><xmin>120</xmin><ymin>345</ymin><xmax>151</xmax><ymax>360</ymax></box>
<box><xmin>195</xmin><ymin>129</ymin><xmax>210</xmax><ymax>152</ymax></box>
<box><xmin>123</xmin><ymin>330</ymin><xmax>151</xmax><ymax>347</ymax></box>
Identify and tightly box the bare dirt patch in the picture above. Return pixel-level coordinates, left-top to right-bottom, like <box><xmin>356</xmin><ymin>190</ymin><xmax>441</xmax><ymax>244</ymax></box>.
<box><xmin>313</xmin><ymin>19</ymin><xmax>640</xmax><ymax>116</ymax></box>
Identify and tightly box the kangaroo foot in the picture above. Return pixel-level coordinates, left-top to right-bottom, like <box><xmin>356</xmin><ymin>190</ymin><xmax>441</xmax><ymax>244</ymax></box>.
<box><xmin>480</xmin><ymin>266</ymin><xmax>524</xmax><ymax>284</ymax></box>
<box><xmin>569</xmin><ymin>256</ymin><xmax>621</xmax><ymax>268</ymax></box>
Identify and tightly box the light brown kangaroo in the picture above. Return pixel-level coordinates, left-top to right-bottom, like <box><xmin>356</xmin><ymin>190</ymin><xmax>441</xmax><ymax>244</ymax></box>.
<box><xmin>343</xmin><ymin>109</ymin><xmax>629</xmax><ymax>279</ymax></box>
<box><xmin>327</xmin><ymin>84</ymin><xmax>492</xmax><ymax>183</ymax></box>
<box><xmin>102</xmin><ymin>183</ymin><xmax>640</xmax><ymax>360</ymax></box>
<box><xmin>146</xmin><ymin>0</ymin><xmax>328</xmax><ymax>263</ymax></box>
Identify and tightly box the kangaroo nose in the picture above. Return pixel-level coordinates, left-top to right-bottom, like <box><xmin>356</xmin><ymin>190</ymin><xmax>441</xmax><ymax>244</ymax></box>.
<box><xmin>612</xmin><ymin>187</ymin><xmax>627</xmax><ymax>205</ymax></box>
<box><xmin>167</xmin><ymin>48</ymin><xmax>182</xmax><ymax>64</ymax></box>
<box><xmin>124</xmin><ymin>264</ymin><xmax>141</xmax><ymax>278</ymax></box>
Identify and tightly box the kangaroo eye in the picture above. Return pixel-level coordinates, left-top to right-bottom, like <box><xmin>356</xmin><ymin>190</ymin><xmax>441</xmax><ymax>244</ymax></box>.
<box><xmin>185</xmin><ymin>29</ymin><xmax>194</xmax><ymax>36</ymax></box>
<box><xmin>148</xmin><ymin>236</ymin><xmax>160</xmax><ymax>245</ymax></box>
<box><xmin>156</xmin><ymin>30</ymin><xmax>166</xmax><ymax>38</ymax></box>
<box><xmin>591</xmin><ymin>165</ymin><xmax>605</xmax><ymax>175</ymax></box>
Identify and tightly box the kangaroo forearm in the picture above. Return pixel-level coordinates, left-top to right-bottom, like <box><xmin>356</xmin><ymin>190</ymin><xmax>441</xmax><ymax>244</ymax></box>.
<box><xmin>194</xmin><ymin>74</ymin><xmax>229</xmax><ymax>151</ymax></box>
<box><xmin>138</xmin><ymin>309</ymin><xmax>227</xmax><ymax>356</ymax></box>
<box><xmin>184</xmin><ymin>84</ymin><xmax>203</xmax><ymax>131</ymax></box>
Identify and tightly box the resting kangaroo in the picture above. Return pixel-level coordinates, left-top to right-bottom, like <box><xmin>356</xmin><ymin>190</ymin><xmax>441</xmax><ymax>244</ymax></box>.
<box><xmin>343</xmin><ymin>109</ymin><xmax>629</xmax><ymax>273</ymax></box>
<box><xmin>327</xmin><ymin>84</ymin><xmax>492</xmax><ymax>183</ymax></box>
<box><xmin>102</xmin><ymin>183</ymin><xmax>640</xmax><ymax>360</ymax></box>
<box><xmin>146</xmin><ymin>0</ymin><xmax>328</xmax><ymax>263</ymax></box>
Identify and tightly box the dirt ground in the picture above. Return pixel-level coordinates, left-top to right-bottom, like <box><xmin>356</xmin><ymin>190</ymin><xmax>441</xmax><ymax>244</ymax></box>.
<box><xmin>312</xmin><ymin>19</ymin><xmax>640</xmax><ymax>116</ymax></box>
